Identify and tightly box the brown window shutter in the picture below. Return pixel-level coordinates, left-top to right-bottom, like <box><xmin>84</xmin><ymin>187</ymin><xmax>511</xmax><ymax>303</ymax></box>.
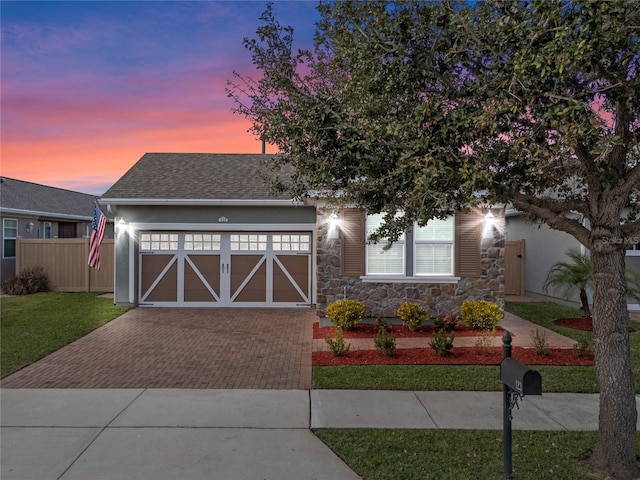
<box><xmin>340</xmin><ymin>208</ymin><xmax>365</xmax><ymax>276</ymax></box>
<box><xmin>455</xmin><ymin>211</ymin><xmax>481</xmax><ymax>277</ymax></box>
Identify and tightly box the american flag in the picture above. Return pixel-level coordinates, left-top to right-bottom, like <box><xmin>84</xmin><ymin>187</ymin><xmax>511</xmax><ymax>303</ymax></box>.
<box><xmin>88</xmin><ymin>203</ymin><xmax>106</xmax><ymax>270</ymax></box>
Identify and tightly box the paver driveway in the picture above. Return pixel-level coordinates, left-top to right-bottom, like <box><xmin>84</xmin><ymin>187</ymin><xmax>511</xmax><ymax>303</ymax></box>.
<box><xmin>1</xmin><ymin>308</ymin><xmax>314</xmax><ymax>389</ymax></box>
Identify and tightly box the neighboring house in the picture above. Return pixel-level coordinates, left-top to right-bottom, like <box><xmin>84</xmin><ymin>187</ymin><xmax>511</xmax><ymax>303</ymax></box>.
<box><xmin>0</xmin><ymin>177</ymin><xmax>112</xmax><ymax>282</ymax></box>
<box><xmin>101</xmin><ymin>153</ymin><xmax>505</xmax><ymax>316</ymax></box>
<box><xmin>505</xmin><ymin>207</ymin><xmax>640</xmax><ymax>311</ymax></box>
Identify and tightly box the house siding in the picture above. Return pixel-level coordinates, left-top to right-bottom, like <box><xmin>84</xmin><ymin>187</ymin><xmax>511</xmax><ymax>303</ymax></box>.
<box><xmin>316</xmin><ymin>207</ymin><xmax>505</xmax><ymax>318</ymax></box>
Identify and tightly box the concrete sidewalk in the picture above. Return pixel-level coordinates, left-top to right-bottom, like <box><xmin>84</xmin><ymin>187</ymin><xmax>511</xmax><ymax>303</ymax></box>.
<box><xmin>4</xmin><ymin>388</ymin><xmax>638</xmax><ymax>480</ymax></box>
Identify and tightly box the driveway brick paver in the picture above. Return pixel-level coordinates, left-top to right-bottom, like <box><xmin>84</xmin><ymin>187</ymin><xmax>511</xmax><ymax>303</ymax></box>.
<box><xmin>1</xmin><ymin>308</ymin><xmax>314</xmax><ymax>389</ymax></box>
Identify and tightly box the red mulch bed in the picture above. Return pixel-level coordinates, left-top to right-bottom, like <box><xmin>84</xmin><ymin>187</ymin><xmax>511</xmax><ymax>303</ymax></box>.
<box><xmin>555</xmin><ymin>317</ymin><xmax>634</xmax><ymax>332</ymax></box>
<box><xmin>313</xmin><ymin>347</ymin><xmax>594</xmax><ymax>367</ymax></box>
<box><xmin>314</xmin><ymin>322</ymin><xmax>504</xmax><ymax>339</ymax></box>
<box><xmin>554</xmin><ymin>317</ymin><xmax>593</xmax><ymax>331</ymax></box>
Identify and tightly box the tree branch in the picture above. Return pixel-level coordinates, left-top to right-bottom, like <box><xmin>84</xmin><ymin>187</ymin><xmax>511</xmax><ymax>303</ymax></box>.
<box><xmin>511</xmin><ymin>192</ymin><xmax>591</xmax><ymax>247</ymax></box>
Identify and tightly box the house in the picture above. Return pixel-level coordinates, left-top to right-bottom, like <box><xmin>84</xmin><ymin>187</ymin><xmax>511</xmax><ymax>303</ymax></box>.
<box><xmin>505</xmin><ymin>207</ymin><xmax>640</xmax><ymax>311</ymax></box>
<box><xmin>101</xmin><ymin>153</ymin><xmax>505</xmax><ymax>316</ymax></box>
<box><xmin>0</xmin><ymin>177</ymin><xmax>111</xmax><ymax>282</ymax></box>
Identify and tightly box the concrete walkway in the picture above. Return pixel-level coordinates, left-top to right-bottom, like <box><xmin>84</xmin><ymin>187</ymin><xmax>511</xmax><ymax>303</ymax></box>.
<box><xmin>3</xmin><ymin>388</ymin><xmax>638</xmax><ymax>480</ymax></box>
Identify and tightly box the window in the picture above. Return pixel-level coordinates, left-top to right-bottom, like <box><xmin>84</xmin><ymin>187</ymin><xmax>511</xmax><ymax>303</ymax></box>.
<box><xmin>365</xmin><ymin>214</ymin><xmax>455</xmax><ymax>277</ymax></box>
<box><xmin>140</xmin><ymin>233</ymin><xmax>179</xmax><ymax>251</ymax></box>
<box><xmin>272</xmin><ymin>234</ymin><xmax>310</xmax><ymax>252</ymax></box>
<box><xmin>366</xmin><ymin>214</ymin><xmax>405</xmax><ymax>275</ymax></box>
<box><xmin>3</xmin><ymin>219</ymin><xmax>17</xmax><ymax>258</ymax></box>
<box><xmin>184</xmin><ymin>233</ymin><xmax>220</xmax><ymax>251</ymax></box>
<box><xmin>44</xmin><ymin>222</ymin><xmax>52</xmax><ymax>239</ymax></box>
<box><xmin>230</xmin><ymin>234</ymin><xmax>267</xmax><ymax>251</ymax></box>
<box><xmin>414</xmin><ymin>217</ymin><xmax>454</xmax><ymax>275</ymax></box>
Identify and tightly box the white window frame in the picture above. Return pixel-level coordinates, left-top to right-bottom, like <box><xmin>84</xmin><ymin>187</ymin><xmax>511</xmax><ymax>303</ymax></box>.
<box><xmin>3</xmin><ymin>218</ymin><xmax>18</xmax><ymax>259</ymax></box>
<box><xmin>413</xmin><ymin>217</ymin><xmax>455</xmax><ymax>276</ymax></box>
<box><xmin>362</xmin><ymin>214</ymin><xmax>459</xmax><ymax>283</ymax></box>
<box><xmin>365</xmin><ymin>214</ymin><xmax>405</xmax><ymax>276</ymax></box>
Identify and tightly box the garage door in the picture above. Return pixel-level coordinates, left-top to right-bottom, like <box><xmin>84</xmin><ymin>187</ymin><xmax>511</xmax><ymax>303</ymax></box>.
<box><xmin>139</xmin><ymin>232</ymin><xmax>312</xmax><ymax>307</ymax></box>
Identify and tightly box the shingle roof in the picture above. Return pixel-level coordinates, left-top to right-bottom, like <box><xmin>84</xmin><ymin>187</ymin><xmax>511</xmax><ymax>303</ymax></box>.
<box><xmin>101</xmin><ymin>153</ymin><xmax>293</xmax><ymax>201</ymax></box>
<box><xmin>0</xmin><ymin>177</ymin><xmax>97</xmax><ymax>219</ymax></box>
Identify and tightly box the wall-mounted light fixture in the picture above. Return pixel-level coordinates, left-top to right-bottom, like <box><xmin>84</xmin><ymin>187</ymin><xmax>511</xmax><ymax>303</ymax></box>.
<box><xmin>482</xmin><ymin>211</ymin><xmax>496</xmax><ymax>239</ymax></box>
<box><xmin>328</xmin><ymin>212</ymin><xmax>340</xmax><ymax>240</ymax></box>
<box><xmin>116</xmin><ymin>218</ymin><xmax>126</xmax><ymax>235</ymax></box>
<box><xmin>26</xmin><ymin>221</ymin><xmax>34</xmax><ymax>233</ymax></box>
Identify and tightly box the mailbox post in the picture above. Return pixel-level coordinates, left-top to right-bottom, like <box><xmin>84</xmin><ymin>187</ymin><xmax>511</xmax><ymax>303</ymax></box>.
<box><xmin>500</xmin><ymin>331</ymin><xmax>542</xmax><ymax>479</ymax></box>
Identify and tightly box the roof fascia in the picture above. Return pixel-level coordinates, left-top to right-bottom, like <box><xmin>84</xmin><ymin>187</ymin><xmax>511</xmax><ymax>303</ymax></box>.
<box><xmin>0</xmin><ymin>207</ymin><xmax>92</xmax><ymax>222</ymax></box>
<box><xmin>99</xmin><ymin>198</ymin><xmax>304</xmax><ymax>207</ymax></box>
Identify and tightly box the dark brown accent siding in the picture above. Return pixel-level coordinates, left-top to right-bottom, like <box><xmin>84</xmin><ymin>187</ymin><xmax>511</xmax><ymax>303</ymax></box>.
<box><xmin>455</xmin><ymin>211</ymin><xmax>482</xmax><ymax>277</ymax></box>
<box><xmin>340</xmin><ymin>208</ymin><xmax>365</xmax><ymax>276</ymax></box>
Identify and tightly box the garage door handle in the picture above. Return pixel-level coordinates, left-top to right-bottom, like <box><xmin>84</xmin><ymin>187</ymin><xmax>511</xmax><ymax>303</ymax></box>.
<box><xmin>221</xmin><ymin>263</ymin><xmax>229</xmax><ymax>274</ymax></box>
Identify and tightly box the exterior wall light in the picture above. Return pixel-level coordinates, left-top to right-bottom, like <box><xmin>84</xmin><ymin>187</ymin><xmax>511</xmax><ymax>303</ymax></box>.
<box><xmin>26</xmin><ymin>222</ymin><xmax>35</xmax><ymax>233</ymax></box>
<box><xmin>328</xmin><ymin>212</ymin><xmax>340</xmax><ymax>240</ymax></box>
<box><xmin>483</xmin><ymin>211</ymin><xmax>495</xmax><ymax>239</ymax></box>
<box><xmin>116</xmin><ymin>218</ymin><xmax>126</xmax><ymax>235</ymax></box>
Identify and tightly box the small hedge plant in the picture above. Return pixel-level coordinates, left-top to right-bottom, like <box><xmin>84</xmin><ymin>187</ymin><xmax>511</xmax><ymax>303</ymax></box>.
<box><xmin>325</xmin><ymin>298</ymin><xmax>366</xmax><ymax>330</ymax></box>
<box><xmin>325</xmin><ymin>328</ymin><xmax>351</xmax><ymax>356</ymax></box>
<box><xmin>1</xmin><ymin>266</ymin><xmax>50</xmax><ymax>295</ymax></box>
<box><xmin>429</xmin><ymin>330</ymin><xmax>455</xmax><ymax>356</ymax></box>
<box><xmin>397</xmin><ymin>302</ymin><xmax>428</xmax><ymax>331</ymax></box>
<box><xmin>460</xmin><ymin>299</ymin><xmax>503</xmax><ymax>330</ymax></box>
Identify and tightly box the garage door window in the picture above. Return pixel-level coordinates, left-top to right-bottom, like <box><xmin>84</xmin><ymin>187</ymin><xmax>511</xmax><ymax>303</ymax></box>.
<box><xmin>230</xmin><ymin>234</ymin><xmax>267</xmax><ymax>251</ymax></box>
<box><xmin>184</xmin><ymin>233</ymin><xmax>221</xmax><ymax>251</ymax></box>
<box><xmin>272</xmin><ymin>234</ymin><xmax>310</xmax><ymax>252</ymax></box>
<box><xmin>140</xmin><ymin>233</ymin><xmax>179</xmax><ymax>251</ymax></box>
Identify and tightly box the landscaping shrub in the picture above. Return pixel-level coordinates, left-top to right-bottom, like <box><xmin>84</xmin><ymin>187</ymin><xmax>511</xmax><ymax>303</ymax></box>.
<box><xmin>374</xmin><ymin>317</ymin><xmax>390</xmax><ymax>334</ymax></box>
<box><xmin>460</xmin><ymin>300</ymin><xmax>503</xmax><ymax>330</ymax></box>
<box><xmin>397</xmin><ymin>301</ymin><xmax>428</xmax><ymax>331</ymax></box>
<box><xmin>573</xmin><ymin>337</ymin><xmax>592</xmax><ymax>358</ymax></box>
<box><xmin>429</xmin><ymin>330</ymin><xmax>455</xmax><ymax>356</ymax></box>
<box><xmin>374</xmin><ymin>333</ymin><xmax>396</xmax><ymax>356</ymax></box>
<box><xmin>325</xmin><ymin>327</ymin><xmax>351</xmax><ymax>356</ymax></box>
<box><xmin>531</xmin><ymin>328</ymin><xmax>550</xmax><ymax>356</ymax></box>
<box><xmin>474</xmin><ymin>330</ymin><xmax>495</xmax><ymax>356</ymax></box>
<box><xmin>325</xmin><ymin>299</ymin><xmax>366</xmax><ymax>330</ymax></box>
<box><xmin>1</xmin><ymin>266</ymin><xmax>50</xmax><ymax>295</ymax></box>
<box><xmin>434</xmin><ymin>314</ymin><xmax>459</xmax><ymax>332</ymax></box>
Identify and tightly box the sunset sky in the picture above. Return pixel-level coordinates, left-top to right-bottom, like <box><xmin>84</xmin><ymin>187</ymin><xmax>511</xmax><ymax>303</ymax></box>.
<box><xmin>1</xmin><ymin>1</ymin><xmax>319</xmax><ymax>195</ymax></box>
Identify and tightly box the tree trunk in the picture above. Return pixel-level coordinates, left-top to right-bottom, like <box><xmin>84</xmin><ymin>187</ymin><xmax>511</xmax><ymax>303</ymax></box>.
<box><xmin>589</xmin><ymin>239</ymin><xmax>639</xmax><ymax>479</ymax></box>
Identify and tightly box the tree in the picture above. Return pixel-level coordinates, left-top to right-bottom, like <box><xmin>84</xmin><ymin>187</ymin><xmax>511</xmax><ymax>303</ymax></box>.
<box><xmin>228</xmin><ymin>1</ymin><xmax>640</xmax><ymax>477</ymax></box>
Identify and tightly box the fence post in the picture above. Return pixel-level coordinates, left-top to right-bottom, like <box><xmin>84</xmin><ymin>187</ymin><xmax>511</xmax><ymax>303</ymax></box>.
<box><xmin>84</xmin><ymin>237</ymin><xmax>90</xmax><ymax>292</ymax></box>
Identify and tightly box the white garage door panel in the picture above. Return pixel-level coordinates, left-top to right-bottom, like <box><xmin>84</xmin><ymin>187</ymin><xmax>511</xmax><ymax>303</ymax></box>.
<box><xmin>138</xmin><ymin>232</ymin><xmax>311</xmax><ymax>307</ymax></box>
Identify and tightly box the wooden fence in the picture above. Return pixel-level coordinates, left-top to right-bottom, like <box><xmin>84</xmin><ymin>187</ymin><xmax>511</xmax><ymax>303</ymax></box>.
<box><xmin>15</xmin><ymin>238</ymin><xmax>114</xmax><ymax>292</ymax></box>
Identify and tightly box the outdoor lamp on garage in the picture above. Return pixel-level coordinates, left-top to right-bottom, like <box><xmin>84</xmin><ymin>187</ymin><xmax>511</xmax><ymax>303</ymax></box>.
<box><xmin>117</xmin><ymin>218</ymin><xmax>126</xmax><ymax>235</ymax></box>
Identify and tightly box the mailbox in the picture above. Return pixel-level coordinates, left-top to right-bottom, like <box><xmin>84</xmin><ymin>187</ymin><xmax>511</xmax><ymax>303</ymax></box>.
<box><xmin>500</xmin><ymin>357</ymin><xmax>542</xmax><ymax>396</ymax></box>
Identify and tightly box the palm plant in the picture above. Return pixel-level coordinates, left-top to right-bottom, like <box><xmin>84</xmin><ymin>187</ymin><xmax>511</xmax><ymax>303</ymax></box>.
<box><xmin>544</xmin><ymin>249</ymin><xmax>640</xmax><ymax>317</ymax></box>
<box><xmin>543</xmin><ymin>250</ymin><xmax>593</xmax><ymax>316</ymax></box>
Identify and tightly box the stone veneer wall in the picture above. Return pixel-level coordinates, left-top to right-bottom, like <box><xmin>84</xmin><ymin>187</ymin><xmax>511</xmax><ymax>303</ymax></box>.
<box><xmin>315</xmin><ymin>207</ymin><xmax>505</xmax><ymax>318</ymax></box>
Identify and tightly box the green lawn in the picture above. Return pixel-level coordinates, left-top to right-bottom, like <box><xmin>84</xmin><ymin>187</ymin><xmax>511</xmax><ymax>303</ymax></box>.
<box><xmin>1</xmin><ymin>292</ymin><xmax>130</xmax><ymax>377</ymax></box>
<box><xmin>315</xmin><ymin>429</ymin><xmax>636</xmax><ymax>480</ymax></box>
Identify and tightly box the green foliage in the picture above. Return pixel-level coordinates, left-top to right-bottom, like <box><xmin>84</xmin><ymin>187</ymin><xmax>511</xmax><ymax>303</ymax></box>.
<box><xmin>434</xmin><ymin>315</ymin><xmax>459</xmax><ymax>332</ymax></box>
<box><xmin>1</xmin><ymin>293</ymin><xmax>130</xmax><ymax>377</ymax></box>
<box><xmin>374</xmin><ymin>317</ymin><xmax>389</xmax><ymax>334</ymax></box>
<box><xmin>1</xmin><ymin>266</ymin><xmax>50</xmax><ymax>295</ymax></box>
<box><xmin>428</xmin><ymin>330</ymin><xmax>455</xmax><ymax>356</ymax></box>
<box><xmin>474</xmin><ymin>330</ymin><xmax>495</xmax><ymax>356</ymax></box>
<box><xmin>531</xmin><ymin>328</ymin><xmax>550</xmax><ymax>356</ymax></box>
<box><xmin>544</xmin><ymin>250</ymin><xmax>640</xmax><ymax>316</ymax></box>
<box><xmin>325</xmin><ymin>299</ymin><xmax>366</xmax><ymax>330</ymax></box>
<box><xmin>374</xmin><ymin>333</ymin><xmax>396</xmax><ymax>357</ymax></box>
<box><xmin>460</xmin><ymin>300</ymin><xmax>503</xmax><ymax>330</ymax></box>
<box><xmin>325</xmin><ymin>327</ymin><xmax>350</xmax><ymax>357</ymax></box>
<box><xmin>573</xmin><ymin>337</ymin><xmax>593</xmax><ymax>358</ymax></box>
<box><xmin>396</xmin><ymin>302</ymin><xmax>428</xmax><ymax>331</ymax></box>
